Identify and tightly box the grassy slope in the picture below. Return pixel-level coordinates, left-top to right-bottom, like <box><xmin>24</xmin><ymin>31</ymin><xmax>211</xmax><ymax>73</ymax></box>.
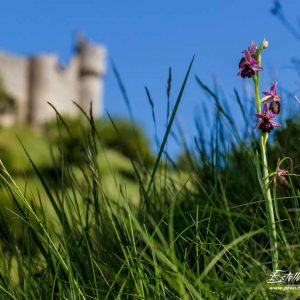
<box><xmin>0</xmin><ymin>67</ymin><xmax>299</xmax><ymax>298</ymax></box>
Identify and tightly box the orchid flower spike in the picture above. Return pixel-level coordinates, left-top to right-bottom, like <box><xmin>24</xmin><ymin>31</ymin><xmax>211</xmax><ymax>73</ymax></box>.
<box><xmin>262</xmin><ymin>82</ymin><xmax>281</xmax><ymax>114</ymax></box>
<box><xmin>254</xmin><ymin>103</ymin><xmax>280</xmax><ymax>133</ymax></box>
<box><xmin>238</xmin><ymin>50</ymin><xmax>263</xmax><ymax>78</ymax></box>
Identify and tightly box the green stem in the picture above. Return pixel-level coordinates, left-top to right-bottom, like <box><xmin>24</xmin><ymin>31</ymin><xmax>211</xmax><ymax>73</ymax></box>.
<box><xmin>254</xmin><ymin>77</ymin><xmax>261</xmax><ymax>114</ymax></box>
<box><xmin>253</xmin><ymin>45</ymin><xmax>279</xmax><ymax>270</ymax></box>
<box><xmin>260</xmin><ymin>134</ymin><xmax>278</xmax><ymax>270</ymax></box>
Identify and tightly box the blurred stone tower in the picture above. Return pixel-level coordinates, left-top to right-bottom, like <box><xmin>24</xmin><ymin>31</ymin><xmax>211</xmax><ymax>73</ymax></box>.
<box><xmin>0</xmin><ymin>34</ymin><xmax>106</xmax><ymax>126</ymax></box>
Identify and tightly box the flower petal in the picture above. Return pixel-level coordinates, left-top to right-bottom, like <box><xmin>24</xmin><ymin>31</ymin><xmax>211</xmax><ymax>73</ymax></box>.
<box><xmin>262</xmin><ymin>92</ymin><xmax>271</xmax><ymax>96</ymax></box>
<box><xmin>268</xmin><ymin>113</ymin><xmax>277</xmax><ymax>119</ymax></box>
<box><xmin>244</xmin><ymin>50</ymin><xmax>251</xmax><ymax>62</ymax></box>
<box><xmin>249</xmin><ymin>41</ymin><xmax>257</xmax><ymax>54</ymax></box>
<box><xmin>249</xmin><ymin>57</ymin><xmax>258</xmax><ymax>65</ymax></box>
<box><xmin>255</xmin><ymin>113</ymin><xmax>264</xmax><ymax>119</ymax></box>
<box><xmin>251</xmin><ymin>66</ymin><xmax>263</xmax><ymax>71</ymax></box>
<box><xmin>278</xmin><ymin>168</ymin><xmax>288</xmax><ymax>177</ymax></box>
<box><xmin>270</xmin><ymin>120</ymin><xmax>281</xmax><ymax>127</ymax></box>
<box><xmin>270</xmin><ymin>82</ymin><xmax>278</xmax><ymax>94</ymax></box>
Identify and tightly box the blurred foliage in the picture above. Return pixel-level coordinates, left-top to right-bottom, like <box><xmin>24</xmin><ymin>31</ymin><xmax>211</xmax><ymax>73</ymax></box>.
<box><xmin>96</xmin><ymin>118</ymin><xmax>155</xmax><ymax>166</ymax></box>
<box><xmin>0</xmin><ymin>116</ymin><xmax>146</xmax><ymax>226</ymax></box>
<box><xmin>43</xmin><ymin>116</ymin><xmax>155</xmax><ymax>167</ymax></box>
<box><xmin>0</xmin><ymin>78</ymin><xmax>17</xmax><ymax>114</ymax></box>
<box><xmin>42</xmin><ymin>116</ymin><xmax>87</xmax><ymax>166</ymax></box>
<box><xmin>271</xmin><ymin>117</ymin><xmax>300</xmax><ymax>169</ymax></box>
<box><xmin>177</xmin><ymin>116</ymin><xmax>300</xmax><ymax>203</ymax></box>
<box><xmin>0</xmin><ymin>127</ymin><xmax>50</xmax><ymax>174</ymax></box>
<box><xmin>0</xmin><ymin>115</ymin><xmax>155</xmax><ymax>193</ymax></box>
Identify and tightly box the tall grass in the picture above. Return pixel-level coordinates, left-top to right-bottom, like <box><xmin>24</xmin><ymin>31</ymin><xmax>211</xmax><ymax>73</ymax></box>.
<box><xmin>0</xmin><ymin>58</ymin><xmax>299</xmax><ymax>299</ymax></box>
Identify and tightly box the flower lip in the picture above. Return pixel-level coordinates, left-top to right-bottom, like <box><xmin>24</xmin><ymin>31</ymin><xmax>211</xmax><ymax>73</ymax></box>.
<box><xmin>259</xmin><ymin>121</ymin><xmax>273</xmax><ymax>133</ymax></box>
<box><xmin>240</xmin><ymin>67</ymin><xmax>255</xmax><ymax>78</ymax></box>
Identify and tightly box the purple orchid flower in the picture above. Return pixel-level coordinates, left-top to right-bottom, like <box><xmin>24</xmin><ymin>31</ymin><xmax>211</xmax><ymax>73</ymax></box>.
<box><xmin>263</xmin><ymin>82</ymin><xmax>280</xmax><ymax>102</ymax></box>
<box><xmin>262</xmin><ymin>82</ymin><xmax>281</xmax><ymax>114</ymax></box>
<box><xmin>254</xmin><ymin>103</ymin><xmax>280</xmax><ymax>133</ymax></box>
<box><xmin>238</xmin><ymin>50</ymin><xmax>263</xmax><ymax>78</ymax></box>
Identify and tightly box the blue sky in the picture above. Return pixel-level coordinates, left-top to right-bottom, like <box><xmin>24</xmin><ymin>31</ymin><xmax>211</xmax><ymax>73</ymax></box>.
<box><xmin>0</xmin><ymin>0</ymin><xmax>299</xmax><ymax>155</ymax></box>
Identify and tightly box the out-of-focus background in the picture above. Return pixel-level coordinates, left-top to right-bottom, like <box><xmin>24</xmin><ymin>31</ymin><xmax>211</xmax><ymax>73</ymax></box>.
<box><xmin>0</xmin><ymin>0</ymin><xmax>299</xmax><ymax>156</ymax></box>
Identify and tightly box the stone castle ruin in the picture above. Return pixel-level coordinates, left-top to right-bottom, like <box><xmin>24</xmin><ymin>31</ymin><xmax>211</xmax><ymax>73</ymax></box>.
<box><xmin>0</xmin><ymin>35</ymin><xmax>106</xmax><ymax>126</ymax></box>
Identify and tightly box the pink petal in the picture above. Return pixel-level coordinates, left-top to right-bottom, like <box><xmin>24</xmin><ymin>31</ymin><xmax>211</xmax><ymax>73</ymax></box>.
<box><xmin>237</xmin><ymin>71</ymin><xmax>242</xmax><ymax>76</ymax></box>
<box><xmin>263</xmin><ymin>104</ymin><xmax>268</xmax><ymax>114</ymax></box>
<box><xmin>249</xmin><ymin>41</ymin><xmax>257</xmax><ymax>54</ymax></box>
<box><xmin>251</xmin><ymin>66</ymin><xmax>263</xmax><ymax>71</ymax></box>
<box><xmin>270</xmin><ymin>82</ymin><xmax>277</xmax><ymax>94</ymax></box>
<box><xmin>249</xmin><ymin>58</ymin><xmax>258</xmax><ymax>65</ymax></box>
<box><xmin>278</xmin><ymin>168</ymin><xmax>288</xmax><ymax>176</ymax></box>
<box><xmin>263</xmin><ymin>92</ymin><xmax>272</xmax><ymax>96</ymax></box>
<box><xmin>268</xmin><ymin>113</ymin><xmax>277</xmax><ymax>119</ymax></box>
<box><xmin>255</xmin><ymin>113</ymin><xmax>264</xmax><ymax>119</ymax></box>
<box><xmin>244</xmin><ymin>51</ymin><xmax>251</xmax><ymax>62</ymax></box>
<box><xmin>270</xmin><ymin>120</ymin><xmax>281</xmax><ymax>127</ymax></box>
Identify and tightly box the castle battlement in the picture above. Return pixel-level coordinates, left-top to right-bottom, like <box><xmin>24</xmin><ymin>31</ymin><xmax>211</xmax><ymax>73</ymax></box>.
<box><xmin>0</xmin><ymin>35</ymin><xmax>106</xmax><ymax>126</ymax></box>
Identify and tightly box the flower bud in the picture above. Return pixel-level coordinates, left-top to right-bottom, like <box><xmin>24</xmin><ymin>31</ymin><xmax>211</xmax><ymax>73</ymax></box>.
<box><xmin>263</xmin><ymin>40</ymin><xmax>269</xmax><ymax>49</ymax></box>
